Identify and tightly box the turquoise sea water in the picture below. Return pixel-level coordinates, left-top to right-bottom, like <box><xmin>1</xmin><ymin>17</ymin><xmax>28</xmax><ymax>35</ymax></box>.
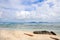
<box><xmin>0</xmin><ymin>22</ymin><xmax>60</xmax><ymax>35</ymax></box>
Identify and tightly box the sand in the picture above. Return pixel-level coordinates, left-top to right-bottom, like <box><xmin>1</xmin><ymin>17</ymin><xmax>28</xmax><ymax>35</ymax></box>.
<box><xmin>0</xmin><ymin>30</ymin><xmax>60</xmax><ymax>40</ymax></box>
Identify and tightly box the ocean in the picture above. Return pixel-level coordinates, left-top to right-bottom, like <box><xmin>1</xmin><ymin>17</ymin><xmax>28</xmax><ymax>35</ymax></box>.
<box><xmin>0</xmin><ymin>22</ymin><xmax>60</xmax><ymax>35</ymax></box>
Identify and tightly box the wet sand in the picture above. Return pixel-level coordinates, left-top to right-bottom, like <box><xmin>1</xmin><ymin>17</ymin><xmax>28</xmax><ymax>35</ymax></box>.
<box><xmin>0</xmin><ymin>30</ymin><xmax>60</xmax><ymax>40</ymax></box>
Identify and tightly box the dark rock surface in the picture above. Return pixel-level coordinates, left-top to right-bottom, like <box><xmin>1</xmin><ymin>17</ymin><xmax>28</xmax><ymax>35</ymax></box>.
<box><xmin>50</xmin><ymin>31</ymin><xmax>56</xmax><ymax>35</ymax></box>
<box><xmin>33</xmin><ymin>31</ymin><xmax>56</xmax><ymax>35</ymax></box>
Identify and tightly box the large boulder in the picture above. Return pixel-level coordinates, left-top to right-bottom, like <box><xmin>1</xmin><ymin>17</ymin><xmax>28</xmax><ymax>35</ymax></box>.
<box><xmin>33</xmin><ymin>31</ymin><xmax>56</xmax><ymax>35</ymax></box>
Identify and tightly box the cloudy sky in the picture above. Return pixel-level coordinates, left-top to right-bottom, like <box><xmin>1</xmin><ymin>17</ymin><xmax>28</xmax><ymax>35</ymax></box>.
<box><xmin>0</xmin><ymin>0</ymin><xmax>60</xmax><ymax>22</ymax></box>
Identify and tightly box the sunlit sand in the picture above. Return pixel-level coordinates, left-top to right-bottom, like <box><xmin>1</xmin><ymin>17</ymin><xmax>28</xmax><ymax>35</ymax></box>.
<box><xmin>0</xmin><ymin>30</ymin><xmax>60</xmax><ymax>40</ymax></box>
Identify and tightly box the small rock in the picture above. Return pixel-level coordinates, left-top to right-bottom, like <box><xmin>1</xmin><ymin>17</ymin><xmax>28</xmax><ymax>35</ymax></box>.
<box><xmin>50</xmin><ymin>31</ymin><xmax>56</xmax><ymax>35</ymax></box>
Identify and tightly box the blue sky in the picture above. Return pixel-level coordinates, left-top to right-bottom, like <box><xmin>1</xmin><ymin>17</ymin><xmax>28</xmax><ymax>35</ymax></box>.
<box><xmin>0</xmin><ymin>0</ymin><xmax>60</xmax><ymax>22</ymax></box>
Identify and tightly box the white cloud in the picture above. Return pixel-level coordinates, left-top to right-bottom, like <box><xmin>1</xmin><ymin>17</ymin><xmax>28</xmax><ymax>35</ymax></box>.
<box><xmin>16</xmin><ymin>11</ymin><xmax>31</xmax><ymax>19</ymax></box>
<box><xmin>0</xmin><ymin>0</ymin><xmax>60</xmax><ymax>22</ymax></box>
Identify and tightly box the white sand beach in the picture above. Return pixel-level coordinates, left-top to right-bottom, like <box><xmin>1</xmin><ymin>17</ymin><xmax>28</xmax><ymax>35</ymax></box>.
<box><xmin>0</xmin><ymin>30</ymin><xmax>60</xmax><ymax>40</ymax></box>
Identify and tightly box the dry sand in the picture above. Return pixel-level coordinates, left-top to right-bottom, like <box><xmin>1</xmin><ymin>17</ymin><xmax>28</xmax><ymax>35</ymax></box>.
<box><xmin>0</xmin><ymin>30</ymin><xmax>60</xmax><ymax>40</ymax></box>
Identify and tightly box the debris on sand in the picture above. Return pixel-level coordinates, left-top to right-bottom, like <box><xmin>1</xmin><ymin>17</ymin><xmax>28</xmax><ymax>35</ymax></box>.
<box><xmin>50</xmin><ymin>37</ymin><xmax>60</xmax><ymax>40</ymax></box>
<box><xmin>24</xmin><ymin>33</ymin><xmax>33</xmax><ymax>37</ymax></box>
